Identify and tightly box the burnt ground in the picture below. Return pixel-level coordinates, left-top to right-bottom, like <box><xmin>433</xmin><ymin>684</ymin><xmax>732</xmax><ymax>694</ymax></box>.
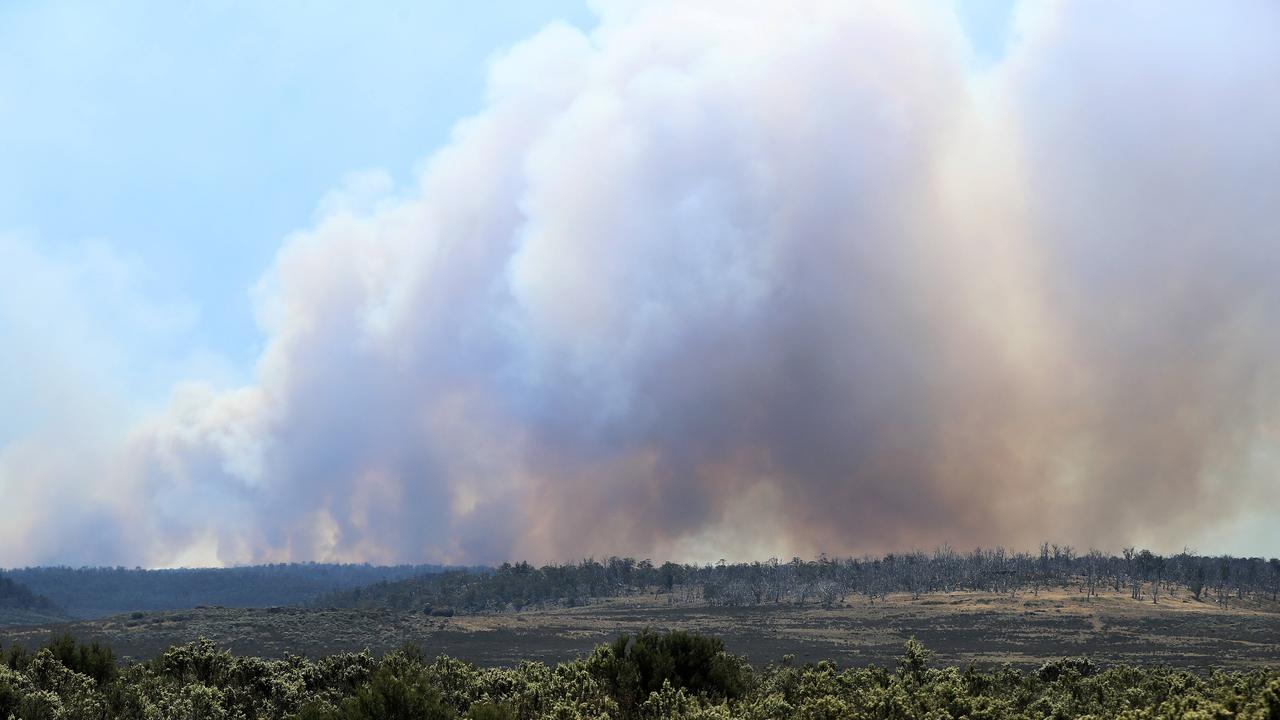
<box><xmin>1</xmin><ymin>590</ymin><xmax>1276</xmax><ymax>670</ymax></box>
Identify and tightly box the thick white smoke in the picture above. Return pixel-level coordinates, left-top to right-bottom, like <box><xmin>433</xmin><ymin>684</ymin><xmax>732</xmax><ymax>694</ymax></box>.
<box><xmin>2</xmin><ymin>0</ymin><xmax>1278</xmax><ymax>566</ymax></box>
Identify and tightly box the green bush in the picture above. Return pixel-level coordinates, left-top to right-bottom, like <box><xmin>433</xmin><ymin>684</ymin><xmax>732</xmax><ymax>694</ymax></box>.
<box><xmin>44</xmin><ymin>632</ymin><xmax>118</xmax><ymax>684</ymax></box>
<box><xmin>587</xmin><ymin>629</ymin><xmax>749</xmax><ymax>715</ymax></box>
<box><xmin>465</xmin><ymin>701</ymin><xmax>516</xmax><ymax>720</ymax></box>
<box><xmin>0</xmin><ymin>632</ymin><xmax>1274</xmax><ymax>720</ymax></box>
<box><xmin>332</xmin><ymin>665</ymin><xmax>455</xmax><ymax>720</ymax></box>
<box><xmin>0</xmin><ymin>676</ymin><xmax>18</xmax><ymax>719</ymax></box>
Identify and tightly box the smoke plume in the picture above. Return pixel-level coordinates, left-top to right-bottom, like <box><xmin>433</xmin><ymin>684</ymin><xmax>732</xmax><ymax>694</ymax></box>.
<box><xmin>2</xmin><ymin>0</ymin><xmax>1278</xmax><ymax>566</ymax></box>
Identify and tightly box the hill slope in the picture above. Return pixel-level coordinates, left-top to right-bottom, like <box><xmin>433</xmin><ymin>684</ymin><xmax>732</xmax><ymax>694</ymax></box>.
<box><xmin>0</xmin><ymin>574</ymin><xmax>67</xmax><ymax>625</ymax></box>
<box><xmin>5</xmin><ymin>564</ymin><xmax>449</xmax><ymax>618</ymax></box>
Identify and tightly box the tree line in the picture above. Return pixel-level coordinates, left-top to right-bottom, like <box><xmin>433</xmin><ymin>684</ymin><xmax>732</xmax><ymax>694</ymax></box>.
<box><xmin>1</xmin><ymin>631</ymin><xmax>1277</xmax><ymax>719</ymax></box>
<box><xmin>319</xmin><ymin>546</ymin><xmax>1280</xmax><ymax>614</ymax></box>
<box><xmin>4</xmin><ymin>564</ymin><xmax>452</xmax><ymax>619</ymax></box>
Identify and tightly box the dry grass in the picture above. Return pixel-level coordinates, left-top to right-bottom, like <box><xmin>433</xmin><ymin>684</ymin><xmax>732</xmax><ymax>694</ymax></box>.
<box><xmin>1</xmin><ymin>589</ymin><xmax>1276</xmax><ymax>669</ymax></box>
<box><xmin>0</xmin><ymin>608</ymin><xmax>68</xmax><ymax>627</ymax></box>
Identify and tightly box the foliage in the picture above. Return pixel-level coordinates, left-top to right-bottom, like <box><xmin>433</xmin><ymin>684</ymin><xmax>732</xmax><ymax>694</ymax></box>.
<box><xmin>585</xmin><ymin>629</ymin><xmax>748</xmax><ymax>715</ymax></box>
<box><xmin>0</xmin><ymin>630</ymin><xmax>1277</xmax><ymax>720</ymax></box>
<box><xmin>40</xmin><ymin>635</ymin><xmax>116</xmax><ymax>685</ymax></box>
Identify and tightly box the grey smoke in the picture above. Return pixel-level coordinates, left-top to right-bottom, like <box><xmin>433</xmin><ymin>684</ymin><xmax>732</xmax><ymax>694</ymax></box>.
<box><xmin>1</xmin><ymin>0</ymin><xmax>1277</xmax><ymax>566</ymax></box>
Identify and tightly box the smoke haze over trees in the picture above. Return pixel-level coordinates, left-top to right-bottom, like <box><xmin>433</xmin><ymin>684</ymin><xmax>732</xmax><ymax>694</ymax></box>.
<box><xmin>319</xmin><ymin>547</ymin><xmax>1280</xmax><ymax>615</ymax></box>
<box><xmin>2</xmin><ymin>565</ymin><xmax>449</xmax><ymax>620</ymax></box>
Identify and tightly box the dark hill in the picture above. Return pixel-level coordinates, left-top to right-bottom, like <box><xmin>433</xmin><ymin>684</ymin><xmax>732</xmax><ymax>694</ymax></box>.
<box><xmin>0</xmin><ymin>574</ymin><xmax>67</xmax><ymax>625</ymax></box>
<box><xmin>5</xmin><ymin>563</ymin><xmax>450</xmax><ymax>618</ymax></box>
<box><xmin>0</xmin><ymin>575</ymin><xmax>59</xmax><ymax>611</ymax></box>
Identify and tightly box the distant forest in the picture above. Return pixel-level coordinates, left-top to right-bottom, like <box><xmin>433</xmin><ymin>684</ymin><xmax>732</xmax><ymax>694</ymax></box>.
<box><xmin>0</xmin><ymin>576</ymin><xmax>65</xmax><ymax>626</ymax></box>
<box><xmin>5</xmin><ymin>546</ymin><xmax>1278</xmax><ymax>622</ymax></box>
<box><xmin>0</xmin><ymin>577</ymin><xmax>58</xmax><ymax>613</ymax></box>
<box><xmin>319</xmin><ymin>546</ymin><xmax>1280</xmax><ymax>614</ymax></box>
<box><xmin>3</xmin><ymin>564</ymin><xmax>448</xmax><ymax>618</ymax></box>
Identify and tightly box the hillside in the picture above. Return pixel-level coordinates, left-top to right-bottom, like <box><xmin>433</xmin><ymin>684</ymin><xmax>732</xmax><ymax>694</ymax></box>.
<box><xmin>0</xmin><ymin>574</ymin><xmax>67</xmax><ymax>626</ymax></box>
<box><xmin>4</xmin><ymin>563</ymin><xmax>451</xmax><ymax>618</ymax></box>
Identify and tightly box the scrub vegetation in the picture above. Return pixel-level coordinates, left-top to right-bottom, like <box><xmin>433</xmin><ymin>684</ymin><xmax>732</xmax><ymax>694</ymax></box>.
<box><xmin>2</xmin><ymin>549</ymin><xmax>1278</xmax><ymax>716</ymax></box>
<box><xmin>2</xmin><ymin>631</ymin><xmax>1279</xmax><ymax>720</ymax></box>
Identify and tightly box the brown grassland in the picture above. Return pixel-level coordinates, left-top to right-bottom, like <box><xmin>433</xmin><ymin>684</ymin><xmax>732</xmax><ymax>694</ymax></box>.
<box><xmin>2</xmin><ymin>589</ymin><xmax>1276</xmax><ymax>669</ymax></box>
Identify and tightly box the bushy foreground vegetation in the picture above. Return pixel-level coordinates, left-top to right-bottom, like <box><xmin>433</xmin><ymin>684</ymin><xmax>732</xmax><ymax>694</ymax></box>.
<box><xmin>322</xmin><ymin>546</ymin><xmax>1280</xmax><ymax>614</ymax></box>
<box><xmin>1</xmin><ymin>631</ymin><xmax>1278</xmax><ymax>720</ymax></box>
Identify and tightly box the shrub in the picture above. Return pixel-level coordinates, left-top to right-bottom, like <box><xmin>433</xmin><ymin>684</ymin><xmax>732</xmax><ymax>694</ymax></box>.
<box><xmin>44</xmin><ymin>633</ymin><xmax>117</xmax><ymax>684</ymax></box>
<box><xmin>334</xmin><ymin>665</ymin><xmax>455</xmax><ymax>720</ymax></box>
<box><xmin>588</xmin><ymin>629</ymin><xmax>749</xmax><ymax>716</ymax></box>
<box><xmin>0</xmin><ymin>633</ymin><xmax>1274</xmax><ymax>720</ymax></box>
<box><xmin>466</xmin><ymin>701</ymin><xmax>516</xmax><ymax>720</ymax></box>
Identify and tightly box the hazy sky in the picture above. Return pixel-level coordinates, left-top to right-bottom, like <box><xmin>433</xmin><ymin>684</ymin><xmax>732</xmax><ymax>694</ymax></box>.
<box><xmin>2</xmin><ymin>0</ymin><xmax>1276</xmax><ymax>568</ymax></box>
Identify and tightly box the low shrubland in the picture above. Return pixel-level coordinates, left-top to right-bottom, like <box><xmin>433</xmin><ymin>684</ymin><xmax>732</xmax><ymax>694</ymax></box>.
<box><xmin>1</xmin><ymin>630</ymin><xmax>1278</xmax><ymax>719</ymax></box>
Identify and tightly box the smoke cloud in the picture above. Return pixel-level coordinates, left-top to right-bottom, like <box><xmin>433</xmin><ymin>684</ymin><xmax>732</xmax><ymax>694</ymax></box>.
<box><xmin>2</xmin><ymin>0</ymin><xmax>1278</xmax><ymax>566</ymax></box>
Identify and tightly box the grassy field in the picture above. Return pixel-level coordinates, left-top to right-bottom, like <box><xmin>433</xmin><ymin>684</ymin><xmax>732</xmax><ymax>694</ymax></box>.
<box><xmin>1</xmin><ymin>589</ymin><xmax>1276</xmax><ymax>670</ymax></box>
<box><xmin>0</xmin><ymin>607</ymin><xmax>69</xmax><ymax>627</ymax></box>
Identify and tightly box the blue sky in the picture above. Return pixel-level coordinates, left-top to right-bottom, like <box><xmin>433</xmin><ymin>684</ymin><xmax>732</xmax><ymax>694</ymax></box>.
<box><xmin>1</xmin><ymin>1</ymin><xmax>597</xmax><ymax>379</ymax></box>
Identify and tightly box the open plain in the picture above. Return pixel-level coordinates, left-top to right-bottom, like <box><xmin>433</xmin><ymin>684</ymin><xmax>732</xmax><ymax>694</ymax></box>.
<box><xmin>2</xmin><ymin>590</ymin><xmax>1276</xmax><ymax>670</ymax></box>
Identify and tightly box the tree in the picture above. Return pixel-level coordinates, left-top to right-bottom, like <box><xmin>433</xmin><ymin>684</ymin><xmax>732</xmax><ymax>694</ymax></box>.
<box><xmin>897</xmin><ymin>638</ymin><xmax>932</xmax><ymax>684</ymax></box>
